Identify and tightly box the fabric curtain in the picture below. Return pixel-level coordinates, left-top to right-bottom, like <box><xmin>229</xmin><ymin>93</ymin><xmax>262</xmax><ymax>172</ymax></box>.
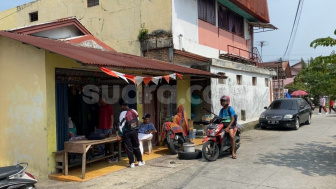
<box><xmin>56</xmin><ymin>83</ymin><xmax>69</xmax><ymax>151</ymax></box>
<box><xmin>206</xmin><ymin>0</ymin><xmax>215</xmax><ymax>25</ymax></box>
<box><xmin>235</xmin><ymin>16</ymin><xmax>243</xmax><ymax>37</ymax></box>
<box><xmin>228</xmin><ymin>12</ymin><xmax>235</xmax><ymax>32</ymax></box>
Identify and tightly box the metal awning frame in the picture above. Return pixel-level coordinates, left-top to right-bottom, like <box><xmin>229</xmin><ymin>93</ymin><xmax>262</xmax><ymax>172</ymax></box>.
<box><xmin>248</xmin><ymin>22</ymin><xmax>278</xmax><ymax>33</ymax></box>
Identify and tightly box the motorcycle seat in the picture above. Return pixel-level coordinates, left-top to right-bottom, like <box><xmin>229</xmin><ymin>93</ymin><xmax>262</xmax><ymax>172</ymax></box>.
<box><xmin>0</xmin><ymin>165</ymin><xmax>23</xmax><ymax>180</ymax></box>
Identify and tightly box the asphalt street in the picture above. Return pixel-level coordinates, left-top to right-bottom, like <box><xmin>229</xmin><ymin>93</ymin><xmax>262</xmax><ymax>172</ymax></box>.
<box><xmin>38</xmin><ymin>111</ymin><xmax>336</xmax><ymax>189</ymax></box>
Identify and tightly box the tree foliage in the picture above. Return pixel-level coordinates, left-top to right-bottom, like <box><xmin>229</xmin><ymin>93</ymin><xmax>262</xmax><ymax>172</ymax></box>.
<box><xmin>292</xmin><ymin>29</ymin><xmax>336</xmax><ymax>98</ymax></box>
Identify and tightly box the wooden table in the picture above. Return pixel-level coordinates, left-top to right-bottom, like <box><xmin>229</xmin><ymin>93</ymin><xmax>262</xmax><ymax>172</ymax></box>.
<box><xmin>64</xmin><ymin>137</ymin><xmax>121</xmax><ymax>179</ymax></box>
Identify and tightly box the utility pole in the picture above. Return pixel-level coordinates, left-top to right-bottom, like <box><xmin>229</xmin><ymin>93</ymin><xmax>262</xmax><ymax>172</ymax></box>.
<box><xmin>277</xmin><ymin>58</ymin><xmax>282</xmax><ymax>99</ymax></box>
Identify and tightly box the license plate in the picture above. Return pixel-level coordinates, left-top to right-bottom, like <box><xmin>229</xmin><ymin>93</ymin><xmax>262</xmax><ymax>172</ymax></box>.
<box><xmin>268</xmin><ymin>120</ymin><xmax>279</xmax><ymax>124</ymax></box>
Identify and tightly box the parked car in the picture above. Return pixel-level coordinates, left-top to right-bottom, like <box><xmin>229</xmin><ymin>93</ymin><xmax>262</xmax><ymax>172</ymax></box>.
<box><xmin>259</xmin><ymin>98</ymin><xmax>312</xmax><ymax>130</ymax></box>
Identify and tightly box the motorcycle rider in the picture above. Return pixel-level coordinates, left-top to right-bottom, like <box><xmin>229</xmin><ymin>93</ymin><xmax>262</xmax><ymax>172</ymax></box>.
<box><xmin>219</xmin><ymin>95</ymin><xmax>237</xmax><ymax>159</ymax></box>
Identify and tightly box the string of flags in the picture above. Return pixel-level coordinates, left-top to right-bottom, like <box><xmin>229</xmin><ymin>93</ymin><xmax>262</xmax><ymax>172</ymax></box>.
<box><xmin>99</xmin><ymin>67</ymin><xmax>183</xmax><ymax>85</ymax></box>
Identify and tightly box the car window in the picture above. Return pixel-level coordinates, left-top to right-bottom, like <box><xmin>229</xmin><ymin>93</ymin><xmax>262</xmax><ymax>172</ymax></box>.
<box><xmin>299</xmin><ymin>99</ymin><xmax>308</xmax><ymax>108</ymax></box>
<box><xmin>269</xmin><ymin>100</ymin><xmax>297</xmax><ymax>110</ymax></box>
<box><xmin>302</xmin><ymin>99</ymin><xmax>309</xmax><ymax>107</ymax></box>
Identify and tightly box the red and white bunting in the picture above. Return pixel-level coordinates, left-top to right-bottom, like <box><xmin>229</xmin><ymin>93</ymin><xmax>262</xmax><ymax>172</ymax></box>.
<box><xmin>99</xmin><ymin>67</ymin><xmax>182</xmax><ymax>85</ymax></box>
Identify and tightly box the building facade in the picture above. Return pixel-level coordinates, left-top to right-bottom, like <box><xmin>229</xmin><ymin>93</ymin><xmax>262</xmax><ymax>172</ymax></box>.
<box><xmin>0</xmin><ymin>0</ymin><xmax>277</xmax><ymax>175</ymax></box>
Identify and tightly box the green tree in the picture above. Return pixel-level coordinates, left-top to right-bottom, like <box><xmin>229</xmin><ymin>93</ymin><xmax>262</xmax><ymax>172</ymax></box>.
<box><xmin>295</xmin><ymin>29</ymin><xmax>336</xmax><ymax>98</ymax></box>
<box><xmin>286</xmin><ymin>30</ymin><xmax>336</xmax><ymax>99</ymax></box>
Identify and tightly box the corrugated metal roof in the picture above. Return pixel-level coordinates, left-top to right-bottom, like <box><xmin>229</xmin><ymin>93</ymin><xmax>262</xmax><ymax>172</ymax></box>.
<box><xmin>0</xmin><ymin>31</ymin><xmax>214</xmax><ymax>77</ymax></box>
<box><xmin>259</xmin><ymin>61</ymin><xmax>292</xmax><ymax>78</ymax></box>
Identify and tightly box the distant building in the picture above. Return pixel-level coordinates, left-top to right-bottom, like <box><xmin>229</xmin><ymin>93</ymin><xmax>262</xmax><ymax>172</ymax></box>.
<box><xmin>283</xmin><ymin>62</ymin><xmax>304</xmax><ymax>86</ymax></box>
<box><xmin>259</xmin><ymin>61</ymin><xmax>292</xmax><ymax>99</ymax></box>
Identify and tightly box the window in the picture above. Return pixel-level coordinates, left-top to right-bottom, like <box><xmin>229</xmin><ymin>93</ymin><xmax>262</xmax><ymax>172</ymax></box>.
<box><xmin>269</xmin><ymin>100</ymin><xmax>296</xmax><ymax>110</ymax></box>
<box><xmin>29</xmin><ymin>12</ymin><xmax>38</xmax><ymax>22</ymax></box>
<box><xmin>236</xmin><ymin>75</ymin><xmax>242</xmax><ymax>85</ymax></box>
<box><xmin>218</xmin><ymin>72</ymin><xmax>226</xmax><ymax>84</ymax></box>
<box><xmin>265</xmin><ymin>78</ymin><xmax>269</xmax><ymax>87</ymax></box>
<box><xmin>198</xmin><ymin>0</ymin><xmax>216</xmax><ymax>25</ymax></box>
<box><xmin>218</xmin><ymin>4</ymin><xmax>244</xmax><ymax>37</ymax></box>
<box><xmin>87</xmin><ymin>0</ymin><xmax>99</xmax><ymax>7</ymax></box>
<box><xmin>252</xmin><ymin>77</ymin><xmax>257</xmax><ymax>86</ymax></box>
<box><xmin>218</xmin><ymin>4</ymin><xmax>228</xmax><ymax>30</ymax></box>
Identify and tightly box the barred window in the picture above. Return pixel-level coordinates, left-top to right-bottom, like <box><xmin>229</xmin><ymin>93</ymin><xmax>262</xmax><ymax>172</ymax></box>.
<box><xmin>87</xmin><ymin>0</ymin><xmax>99</xmax><ymax>7</ymax></box>
<box><xmin>198</xmin><ymin>0</ymin><xmax>216</xmax><ymax>25</ymax></box>
<box><xmin>218</xmin><ymin>4</ymin><xmax>244</xmax><ymax>37</ymax></box>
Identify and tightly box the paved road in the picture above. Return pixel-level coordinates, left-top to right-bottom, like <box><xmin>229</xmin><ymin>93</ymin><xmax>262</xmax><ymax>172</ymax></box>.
<box><xmin>38</xmin><ymin>112</ymin><xmax>336</xmax><ymax>189</ymax></box>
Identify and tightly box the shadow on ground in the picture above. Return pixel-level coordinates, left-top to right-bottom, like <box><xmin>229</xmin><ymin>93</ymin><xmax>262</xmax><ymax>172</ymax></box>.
<box><xmin>257</xmin><ymin>142</ymin><xmax>336</xmax><ymax>176</ymax></box>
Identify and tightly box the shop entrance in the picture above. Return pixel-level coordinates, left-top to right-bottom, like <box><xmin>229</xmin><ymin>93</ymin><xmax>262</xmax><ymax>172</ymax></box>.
<box><xmin>143</xmin><ymin>81</ymin><xmax>177</xmax><ymax>144</ymax></box>
<box><xmin>55</xmin><ymin>68</ymin><xmax>135</xmax><ymax>151</ymax></box>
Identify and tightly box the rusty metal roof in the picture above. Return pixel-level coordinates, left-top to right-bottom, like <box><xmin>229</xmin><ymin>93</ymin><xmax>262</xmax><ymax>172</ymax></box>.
<box><xmin>259</xmin><ymin>61</ymin><xmax>292</xmax><ymax>78</ymax></box>
<box><xmin>0</xmin><ymin>31</ymin><xmax>214</xmax><ymax>77</ymax></box>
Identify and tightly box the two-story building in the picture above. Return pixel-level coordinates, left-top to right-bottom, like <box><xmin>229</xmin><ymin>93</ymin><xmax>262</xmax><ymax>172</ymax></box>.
<box><xmin>0</xmin><ymin>0</ymin><xmax>277</xmax><ymax>176</ymax></box>
<box><xmin>0</xmin><ymin>0</ymin><xmax>277</xmax><ymax>122</ymax></box>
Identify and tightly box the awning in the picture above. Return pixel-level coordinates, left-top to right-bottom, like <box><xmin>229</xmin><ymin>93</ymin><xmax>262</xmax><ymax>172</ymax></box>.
<box><xmin>0</xmin><ymin>31</ymin><xmax>218</xmax><ymax>78</ymax></box>
<box><xmin>248</xmin><ymin>22</ymin><xmax>278</xmax><ymax>33</ymax></box>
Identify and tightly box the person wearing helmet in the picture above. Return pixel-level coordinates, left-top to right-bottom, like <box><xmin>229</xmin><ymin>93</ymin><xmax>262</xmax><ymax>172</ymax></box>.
<box><xmin>219</xmin><ymin>95</ymin><xmax>237</xmax><ymax>159</ymax></box>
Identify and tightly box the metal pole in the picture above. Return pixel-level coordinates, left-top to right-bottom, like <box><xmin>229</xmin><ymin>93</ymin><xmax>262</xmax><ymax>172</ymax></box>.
<box><xmin>277</xmin><ymin>58</ymin><xmax>282</xmax><ymax>99</ymax></box>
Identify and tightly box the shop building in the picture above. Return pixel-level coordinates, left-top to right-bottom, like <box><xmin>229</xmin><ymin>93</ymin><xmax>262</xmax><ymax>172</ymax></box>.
<box><xmin>0</xmin><ymin>19</ymin><xmax>214</xmax><ymax>177</ymax></box>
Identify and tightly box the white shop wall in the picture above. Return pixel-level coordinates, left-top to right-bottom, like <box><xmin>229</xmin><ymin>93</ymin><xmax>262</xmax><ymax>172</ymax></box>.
<box><xmin>210</xmin><ymin>66</ymin><xmax>272</xmax><ymax>121</ymax></box>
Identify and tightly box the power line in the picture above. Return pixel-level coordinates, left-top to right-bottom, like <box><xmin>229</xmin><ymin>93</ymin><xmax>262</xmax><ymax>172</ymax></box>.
<box><xmin>282</xmin><ymin>0</ymin><xmax>304</xmax><ymax>59</ymax></box>
<box><xmin>285</xmin><ymin>0</ymin><xmax>304</xmax><ymax>60</ymax></box>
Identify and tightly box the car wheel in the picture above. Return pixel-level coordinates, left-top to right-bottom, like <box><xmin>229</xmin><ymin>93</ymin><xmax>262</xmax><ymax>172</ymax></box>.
<box><xmin>305</xmin><ymin>114</ymin><xmax>311</xmax><ymax>125</ymax></box>
<box><xmin>294</xmin><ymin>118</ymin><xmax>300</xmax><ymax>130</ymax></box>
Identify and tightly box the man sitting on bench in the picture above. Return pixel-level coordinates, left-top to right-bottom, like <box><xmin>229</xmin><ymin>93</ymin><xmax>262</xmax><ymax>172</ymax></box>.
<box><xmin>138</xmin><ymin>114</ymin><xmax>157</xmax><ymax>155</ymax></box>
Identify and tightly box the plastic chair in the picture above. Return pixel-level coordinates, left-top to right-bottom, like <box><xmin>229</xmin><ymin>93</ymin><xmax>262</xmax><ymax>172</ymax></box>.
<box><xmin>140</xmin><ymin>138</ymin><xmax>152</xmax><ymax>155</ymax></box>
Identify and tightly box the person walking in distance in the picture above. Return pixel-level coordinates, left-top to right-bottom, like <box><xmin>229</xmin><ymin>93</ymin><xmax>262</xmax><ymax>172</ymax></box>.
<box><xmin>117</xmin><ymin>99</ymin><xmax>145</xmax><ymax>168</ymax></box>
<box><xmin>329</xmin><ymin>98</ymin><xmax>336</xmax><ymax>114</ymax></box>
<box><xmin>319</xmin><ymin>96</ymin><xmax>328</xmax><ymax>114</ymax></box>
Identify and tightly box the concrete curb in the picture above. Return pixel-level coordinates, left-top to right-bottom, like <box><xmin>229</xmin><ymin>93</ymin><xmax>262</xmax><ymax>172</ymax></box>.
<box><xmin>240</xmin><ymin>120</ymin><xmax>259</xmax><ymax>132</ymax></box>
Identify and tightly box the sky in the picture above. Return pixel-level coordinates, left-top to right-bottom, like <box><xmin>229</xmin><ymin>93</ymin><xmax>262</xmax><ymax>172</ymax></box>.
<box><xmin>1</xmin><ymin>0</ymin><xmax>335</xmax><ymax>65</ymax></box>
<box><xmin>254</xmin><ymin>0</ymin><xmax>336</xmax><ymax>64</ymax></box>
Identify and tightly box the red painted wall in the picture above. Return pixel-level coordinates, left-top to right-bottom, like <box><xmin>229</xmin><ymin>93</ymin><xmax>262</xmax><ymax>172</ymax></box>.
<box><xmin>198</xmin><ymin>19</ymin><xmax>249</xmax><ymax>58</ymax></box>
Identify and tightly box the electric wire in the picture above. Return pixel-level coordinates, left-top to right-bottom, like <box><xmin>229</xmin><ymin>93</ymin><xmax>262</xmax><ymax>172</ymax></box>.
<box><xmin>285</xmin><ymin>0</ymin><xmax>304</xmax><ymax>60</ymax></box>
<box><xmin>282</xmin><ymin>0</ymin><xmax>304</xmax><ymax>60</ymax></box>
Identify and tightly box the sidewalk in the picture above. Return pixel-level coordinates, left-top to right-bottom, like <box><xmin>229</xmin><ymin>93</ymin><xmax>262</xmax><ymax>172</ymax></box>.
<box><xmin>49</xmin><ymin>139</ymin><xmax>203</xmax><ymax>182</ymax></box>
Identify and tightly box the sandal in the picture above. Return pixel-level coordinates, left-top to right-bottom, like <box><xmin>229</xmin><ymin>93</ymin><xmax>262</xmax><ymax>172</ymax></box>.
<box><xmin>232</xmin><ymin>155</ymin><xmax>237</xmax><ymax>159</ymax></box>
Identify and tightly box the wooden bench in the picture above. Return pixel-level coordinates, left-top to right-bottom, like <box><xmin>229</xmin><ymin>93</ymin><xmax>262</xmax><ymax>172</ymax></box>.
<box><xmin>53</xmin><ymin>150</ymin><xmax>65</xmax><ymax>174</ymax></box>
<box><xmin>64</xmin><ymin>137</ymin><xmax>121</xmax><ymax>179</ymax></box>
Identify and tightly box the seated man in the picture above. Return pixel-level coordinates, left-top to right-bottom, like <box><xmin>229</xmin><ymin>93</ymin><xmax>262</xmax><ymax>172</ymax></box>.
<box><xmin>138</xmin><ymin>114</ymin><xmax>157</xmax><ymax>155</ymax></box>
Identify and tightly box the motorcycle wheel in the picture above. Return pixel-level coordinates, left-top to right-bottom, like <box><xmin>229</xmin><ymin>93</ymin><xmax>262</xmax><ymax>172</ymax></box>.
<box><xmin>202</xmin><ymin>141</ymin><xmax>219</xmax><ymax>161</ymax></box>
<box><xmin>168</xmin><ymin>140</ymin><xmax>180</xmax><ymax>155</ymax></box>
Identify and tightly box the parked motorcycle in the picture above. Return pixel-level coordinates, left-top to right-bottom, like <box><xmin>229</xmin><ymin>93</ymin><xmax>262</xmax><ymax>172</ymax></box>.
<box><xmin>163</xmin><ymin>122</ymin><xmax>190</xmax><ymax>154</ymax></box>
<box><xmin>0</xmin><ymin>162</ymin><xmax>37</xmax><ymax>189</ymax></box>
<box><xmin>202</xmin><ymin>117</ymin><xmax>240</xmax><ymax>161</ymax></box>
